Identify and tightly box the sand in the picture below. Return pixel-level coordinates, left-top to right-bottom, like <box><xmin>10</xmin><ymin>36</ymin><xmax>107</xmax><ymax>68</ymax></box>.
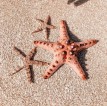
<box><xmin>0</xmin><ymin>0</ymin><xmax>107</xmax><ymax>106</ymax></box>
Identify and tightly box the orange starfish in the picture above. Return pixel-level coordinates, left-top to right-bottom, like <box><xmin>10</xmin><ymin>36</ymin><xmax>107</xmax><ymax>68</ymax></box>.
<box><xmin>34</xmin><ymin>20</ymin><xmax>98</xmax><ymax>80</ymax></box>
<box><xmin>32</xmin><ymin>15</ymin><xmax>56</xmax><ymax>40</ymax></box>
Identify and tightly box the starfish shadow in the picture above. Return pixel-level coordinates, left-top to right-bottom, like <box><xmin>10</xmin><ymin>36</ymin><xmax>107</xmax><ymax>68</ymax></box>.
<box><xmin>29</xmin><ymin>65</ymin><xmax>35</xmax><ymax>83</ymax></box>
<box><xmin>14</xmin><ymin>47</ymin><xmax>26</xmax><ymax>57</ymax></box>
<box><xmin>65</xmin><ymin>21</ymin><xmax>89</xmax><ymax>79</ymax></box>
<box><xmin>67</xmin><ymin>0</ymin><xmax>75</xmax><ymax>4</ymax></box>
<box><xmin>29</xmin><ymin>50</ymin><xmax>37</xmax><ymax>83</ymax></box>
<box><xmin>67</xmin><ymin>0</ymin><xmax>89</xmax><ymax>6</ymax></box>
<box><xmin>47</xmin><ymin>16</ymin><xmax>51</xmax><ymax>40</ymax></box>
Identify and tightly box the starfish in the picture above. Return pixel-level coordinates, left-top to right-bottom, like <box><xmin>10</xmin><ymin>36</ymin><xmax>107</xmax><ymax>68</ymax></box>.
<box><xmin>34</xmin><ymin>20</ymin><xmax>98</xmax><ymax>80</ymax></box>
<box><xmin>32</xmin><ymin>15</ymin><xmax>56</xmax><ymax>40</ymax></box>
<box><xmin>11</xmin><ymin>47</ymin><xmax>50</xmax><ymax>83</ymax></box>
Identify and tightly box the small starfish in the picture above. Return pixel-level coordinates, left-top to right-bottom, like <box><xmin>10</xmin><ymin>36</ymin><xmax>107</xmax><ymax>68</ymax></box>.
<box><xmin>34</xmin><ymin>20</ymin><xmax>98</xmax><ymax>80</ymax></box>
<box><xmin>11</xmin><ymin>47</ymin><xmax>50</xmax><ymax>83</ymax></box>
<box><xmin>32</xmin><ymin>15</ymin><xmax>56</xmax><ymax>40</ymax></box>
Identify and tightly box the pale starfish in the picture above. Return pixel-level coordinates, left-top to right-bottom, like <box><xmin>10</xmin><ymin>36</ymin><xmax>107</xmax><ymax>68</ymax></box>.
<box><xmin>11</xmin><ymin>47</ymin><xmax>50</xmax><ymax>83</ymax></box>
<box><xmin>34</xmin><ymin>20</ymin><xmax>98</xmax><ymax>80</ymax></box>
<box><xmin>32</xmin><ymin>15</ymin><xmax>56</xmax><ymax>40</ymax></box>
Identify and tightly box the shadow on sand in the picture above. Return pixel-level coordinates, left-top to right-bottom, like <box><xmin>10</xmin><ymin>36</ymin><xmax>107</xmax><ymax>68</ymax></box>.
<box><xmin>65</xmin><ymin>21</ymin><xmax>89</xmax><ymax>79</ymax></box>
<box><xmin>67</xmin><ymin>0</ymin><xmax>89</xmax><ymax>6</ymax></box>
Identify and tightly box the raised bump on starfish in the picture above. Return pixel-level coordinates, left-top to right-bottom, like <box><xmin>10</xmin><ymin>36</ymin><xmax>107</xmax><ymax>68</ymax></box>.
<box><xmin>34</xmin><ymin>40</ymin><xmax>56</xmax><ymax>52</ymax></box>
<box><xmin>11</xmin><ymin>46</ymin><xmax>50</xmax><ymax>83</ymax></box>
<box><xmin>34</xmin><ymin>20</ymin><xmax>98</xmax><ymax>80</ymax></box>
<box><xmin>32</xmin><ymin>15</ymin><xmax>56</xmax><ymax>40</ymax></box>
<box><xmin>67</xmin><ymin>55</ymin><xmax>86</xmax><ymax>80</ymax></box>
<box><xmin>43</xmin><ymin>56</ymin><xmax>64</xmax><ymax>79</ymax></box>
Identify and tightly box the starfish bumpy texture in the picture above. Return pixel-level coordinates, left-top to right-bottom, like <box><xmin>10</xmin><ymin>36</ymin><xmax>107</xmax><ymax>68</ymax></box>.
<box><xmin>34</xmin><ymin>20</ymin><xmax>98</xmax><ymax>80</ymax></box>
<box><xmin>11</xmin><ymin>47</ymin><xmax>49</xmax><ymax>83</ymax></box>
<box><xmin>32</xmin><ymin>15</ymin><xmax>56</xmax><ymax>40</ymax></box>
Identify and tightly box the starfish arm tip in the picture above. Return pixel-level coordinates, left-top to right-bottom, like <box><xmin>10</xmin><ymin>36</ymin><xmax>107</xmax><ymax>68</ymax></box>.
<box><xmin>42</xmin><ymin>74</ymin><xmax>49</xmax><ymax>79</ymax></box>
<box><xmin>34</xmin><ymin>41</ymin><xmax>36</xmax><ymax>44</ymax></box>
<box><xmin>82</xmin><ymin>75</ymin><xmax>87</xmax><ymax>80</ymax></box>
<box><xmin>43</xmin><ymin>76</ymin><xmax>48</xmax><ymax>79</ymax></box>
<box><xmin>94</xmin><ymin>39</ymin><xmax>99</xmax><ymax>44</ymax></box>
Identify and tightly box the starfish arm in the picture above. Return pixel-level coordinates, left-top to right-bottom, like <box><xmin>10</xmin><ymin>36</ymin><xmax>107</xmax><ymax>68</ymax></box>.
<box><xmin>76</xmin><ymin>39</ymin><xmax>98</xmax><ymax>51</ymax></box>
<box><xmin>10</xmin><ymin>66</ymin><xmax>24</xmax><ymax>76</ymax></box>
<box><xmin>36</xmin><ymin>18</ymin><xmax>44</xmax><ymax>23</ymax></box>
<box><xmin>14</xmin><ymin>46</ymin><xmax>26</xmax><ymax>58</ymax></box>
<box><xmin>43</xmin><ymin>59</ymin><xmax>63</xmax><ymax>79</ymax></box>
<box><xmin>67</xmin><ymin>56</ymin><xmax>86</xmax><ymax>80</ymax></box>
<box><xmin>46</xmin><ymin>24</ymin><xmax>56</xmax><ymax>29</ymax></box>
<box><xmin>27</xmin><ymin>47</ymin><xmax>36</xmax><ymax>59</ymax></box>
<box><xmin>58</xmin><ymin>20</ymin><xmax>69</xmax><ymax>42</ymax></box>
<box><xmin>32</xmin><ymin>28</ymin><xmax>43</xmax><ymax>34</ymax></box>
<box><xmin>25</xmin><ymin>65</ymin><xmax>33</xmax><ymax>83</ymax></box>
<box><xmin>34</xmin><ymin>40</ymin><xmax>55</xmax><ymax>52</ymax></box>
<box><xmin>30</xmin><ymin>60</ymin><xmax>50</xmax><ymax>66</ymax></box>
<box><xmin>45</xmin><ymin>15</ymin><xmax>56</xmax><ymax>29</ymax></box>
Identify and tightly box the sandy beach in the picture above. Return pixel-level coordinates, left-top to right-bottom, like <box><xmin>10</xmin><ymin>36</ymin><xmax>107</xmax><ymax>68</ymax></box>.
<box><xmin>0</xmin><ymin>0</ymin><xmax>107</xmax><ymax>106</ymax></box>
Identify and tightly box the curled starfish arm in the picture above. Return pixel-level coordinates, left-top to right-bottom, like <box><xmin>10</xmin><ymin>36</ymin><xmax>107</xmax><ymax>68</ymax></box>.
<box><xmin>30</xmin><ymin>60</ymin><xmax>50</xmax><ymax>66</ymax></box>
<box><xmin>43</xmin><ymin>59</ymin><xmax>63</xmax><ymax>79</ymax></box>
<box><xmin>76</xmin><ymin>39</ymin><xmax>98</xmax><ymax>51</ymax></box>
<box><xmin>34</xmin><ymin>40</ymin><xmax>55</xmax><ymax>52</ymax></box>
<box><xmin>67</xmin><ymin>56</ymin><xmax>86</xmax><ymax>80</ymax></box>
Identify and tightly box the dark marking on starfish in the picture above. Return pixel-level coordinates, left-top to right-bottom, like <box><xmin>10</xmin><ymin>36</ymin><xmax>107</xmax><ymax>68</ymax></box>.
<box><xmin>55</xmin><ymin>61</ymin><xmax>59</xmax><ymax>64</ymax></box>
<box><xmin>50</xmin><ymin>44</ymin><xmax>53</xmax><ymax>47</ymax></box>
<box><xmin>89</xmin><ymin>41</ymin><xmax>92</xmax><ymax>44</ymax></box>
<box><xmin>50</xmin><ymin>69</ymin><xmax>53</xmax><ymax>71</ymax></box>
<box><xmin>47</xmin><ymin>72</ymin><xmax>51</xmax><ymax>75</ymax></box>
<box><xmin>52</xmin><ymin>65</ymin><xmax>56</xmax><ymax>67</ymax></box>
<box><xmin>85</xmin><ymin>43</ymin><xmax>87</xmax><ymax>45</ymax></box>
<box><xmin>44</xmin><ymin>75</ymin><xmax>48</xmax><ymax>79</ymax></box>
<box><xmin>80</xmin><ymin>43</ymin><xmax>84</xmax><ymax>46</ymax></box>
